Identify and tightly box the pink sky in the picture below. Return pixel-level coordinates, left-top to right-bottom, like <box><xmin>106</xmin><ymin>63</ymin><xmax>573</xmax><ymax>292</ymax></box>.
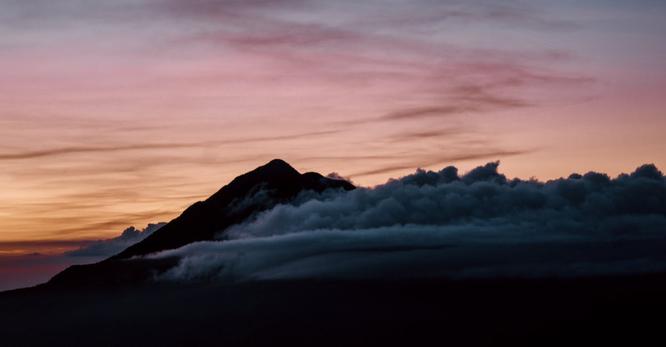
<box><xmin>0</xmin><ymin>0</ymin><xmax>665</xmax><ymax>250</ymax></box>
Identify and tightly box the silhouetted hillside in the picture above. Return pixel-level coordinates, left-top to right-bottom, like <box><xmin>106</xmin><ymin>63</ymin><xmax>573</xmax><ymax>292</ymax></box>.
<box><xmin>47</xmin><ymin>159</ymin><xmax>354</xmax><ymax>288</ymax></box>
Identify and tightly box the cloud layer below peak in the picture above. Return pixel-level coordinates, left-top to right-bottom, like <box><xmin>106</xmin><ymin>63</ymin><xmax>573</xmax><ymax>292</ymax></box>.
<box><xmin>152</xmin><ymin>162</ymin><xmax>666</xmax><ymax>282</ymax></box>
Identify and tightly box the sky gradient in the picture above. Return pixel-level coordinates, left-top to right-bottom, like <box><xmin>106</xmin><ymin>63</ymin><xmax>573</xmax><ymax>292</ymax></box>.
<box><xmin>1</xmin><ymin>0</ymin><xmax>665</xmax><ymax>253</ymax></box>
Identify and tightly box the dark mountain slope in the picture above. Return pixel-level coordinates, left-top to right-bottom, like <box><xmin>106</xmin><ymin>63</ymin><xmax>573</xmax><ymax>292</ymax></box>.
<box><xmin>114</xmin><ymin>159</ymin><xmax>354</xmax><ymax>259</ymax></box>
<box><xmin>46</xmin><ymin>159</ymin><xmax>354</xmax><ymax>287</ymax></box>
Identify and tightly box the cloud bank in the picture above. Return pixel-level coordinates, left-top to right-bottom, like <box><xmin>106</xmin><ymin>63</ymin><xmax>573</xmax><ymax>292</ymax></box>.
<box><xmin>150</xmin><ymin>162</ymin><xmax>666</xmax><ymax>282</ymax></box>
<box><xmin>66</xmin><ymin>223</ymin><xmax>166</xmax><ymax>257</ymax></box>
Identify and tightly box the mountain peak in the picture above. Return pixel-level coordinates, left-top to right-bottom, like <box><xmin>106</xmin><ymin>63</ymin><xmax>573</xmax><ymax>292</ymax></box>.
<box><xmin>227</xmin><ymin>159</ymin><xmax>301</xmax><ymax>188</ymax></box>
<box><xmin>266</xmin><ymin>158</ymin><xmax>292</xmax><ymax>168</ymax></box>
<box><xmin>259</xmin><ymin>159</ymin><xmax>299</xmax><ymax>175</ymax></box>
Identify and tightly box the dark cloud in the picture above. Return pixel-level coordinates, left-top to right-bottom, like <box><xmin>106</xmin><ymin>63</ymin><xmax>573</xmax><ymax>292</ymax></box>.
<box><xmin>355</xmin><ymin>2</ymin><xmax>580</xmax><ymax>32</ymax></box>
<box><xmin>150</xmin><ymin>162</ymin><xmax>666</xmax><ymax>282</ymax></box>
<box><xmin>52</xmin><ymin>216</ymin><xmax>169</xmax><ymax>238</ymax></box>
<box><xmin>450</xmin><ymin>85</ymin><xmax>532</xmax><ymax>109</ymax></box>
<box><xmin>298</xmin><ymin>154</ymin><xmax>406</xmax><ymax>162</ymax></box>
<box><xmin>159</xmin><ymin>0</ymin><xmax>309</xmax><ymax>17</ymax></box>
<box><xmin>383</xmin><ymin>106</ymin><xmax>474</xmax><ymax>121</ymax></box>
<box><xmin>0</xmin><ymin>143</ymin><xmax>209</xmax><ymax>160</ymax></box>
<box><xmin>377</xmin><ymin>97</ymin><xmax>527</xmax><ymax>122</ymax></box>
<box><xmin>365</xmin><ymin>63</ymin><xmax>590</xmax><ymax>123</ymax></box>
<box><xmin>160</xmin><ymin>0</ymin><xmax>577</xmax><ymax>32</ymax></box>
<box><xmin>387</xmin><ymin>128</ymin><xmax>463</xmax><ymax>142</ymax></box>
<box><xmin>65</xmin><ymin>223</ymin><xmax>166</xmax><ymax>257</ymax></box>
<box><xmin>203</xmin><ymin>23</ymin><xmax>359</xmax><ymax>48</ymax></box>
<box><xmin>375</xmin><ymin>82</ymin><xmax>533</xmax><ymax>123</ymax></box>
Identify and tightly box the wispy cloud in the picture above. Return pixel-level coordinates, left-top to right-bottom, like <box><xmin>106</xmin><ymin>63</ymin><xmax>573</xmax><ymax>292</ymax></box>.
<box><xmin>385</xmin><ymin>128</ymin><xmax>465</xmax><ymax>142</ymax></box>
<box><xmin>383</xmin><ymin>106</ymin><xmax>473</xmax><ymax>121</ymax></box>
<box><xmin>349</xmin><ymin>150</ymin><xmax>531</xmax><ymax>178</ymax></box>
<box><xmin>1</xmin><ymin>0</ymin><xmax>631</xmax><ymax>250</ymax></box>
<box><xmin>0</xmin><ymin>129</ymin><xmax>340</xmax><ymax>160</ymax></box>
<box><xmin>0</xmin><ymin>143</ymin><xmax>208</xmax><ymax>160</ymax></box>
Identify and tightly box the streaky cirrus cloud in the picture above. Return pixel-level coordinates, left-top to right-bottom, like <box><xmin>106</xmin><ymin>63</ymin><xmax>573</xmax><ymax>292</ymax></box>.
<box><xmin>151</xmin><ymin>162</ymin><xmax>666</xmax><ymax>282</ymax></box>
<box><xmin>0</xmin><ymin>129</ymin><xmax>340</xmax><ymax>161</ymax></box>
<box><xmin>1</xmin><ymin>0</ymin><xmax>664</xmax><ymax>249</ymax></box>
<box><xmin>348</xmin><ymin>150</ymin><xmax>531</xmax><ymax>178</ymax></box>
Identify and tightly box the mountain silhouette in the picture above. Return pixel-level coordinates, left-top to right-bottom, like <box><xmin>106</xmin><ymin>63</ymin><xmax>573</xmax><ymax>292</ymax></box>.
<box><xmin>47</xmin><ymin>159</ymin><xmax>354</xmax><ymax>287</ymax></box>
<box><xmin>113</xmin><ymin>159</ymin><xmax>354</xmax><ymax>259</ymax></box>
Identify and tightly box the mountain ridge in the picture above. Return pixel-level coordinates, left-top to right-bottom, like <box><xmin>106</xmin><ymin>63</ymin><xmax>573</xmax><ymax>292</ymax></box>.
<box><xmin>47</xmin><ymin>159</ymin><xmax>355</xmax><ymax>287</ymax></box>
<box><xmin>112</xmin><ymin>159</ymin><xmax>353</xmax><ymax>260</ymax></box>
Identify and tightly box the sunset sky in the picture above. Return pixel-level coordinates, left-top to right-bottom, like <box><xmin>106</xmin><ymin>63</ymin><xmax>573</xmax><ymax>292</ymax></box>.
<box><xmin>1</xmin><ymin>0</ymin><xmax>665</xmax><ymax>253</ymax></box>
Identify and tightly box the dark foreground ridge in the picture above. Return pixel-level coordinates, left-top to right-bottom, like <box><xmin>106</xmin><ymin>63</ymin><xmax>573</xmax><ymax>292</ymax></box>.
<box><xmin>2</xmin><ymin>276</ymin><xmax>666</xmax><ymax>346</ymax></box>
<box><xmin>47</xmin><ymin>159</ymin><xmax>354</xmax><ymax>288</ymax></box>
